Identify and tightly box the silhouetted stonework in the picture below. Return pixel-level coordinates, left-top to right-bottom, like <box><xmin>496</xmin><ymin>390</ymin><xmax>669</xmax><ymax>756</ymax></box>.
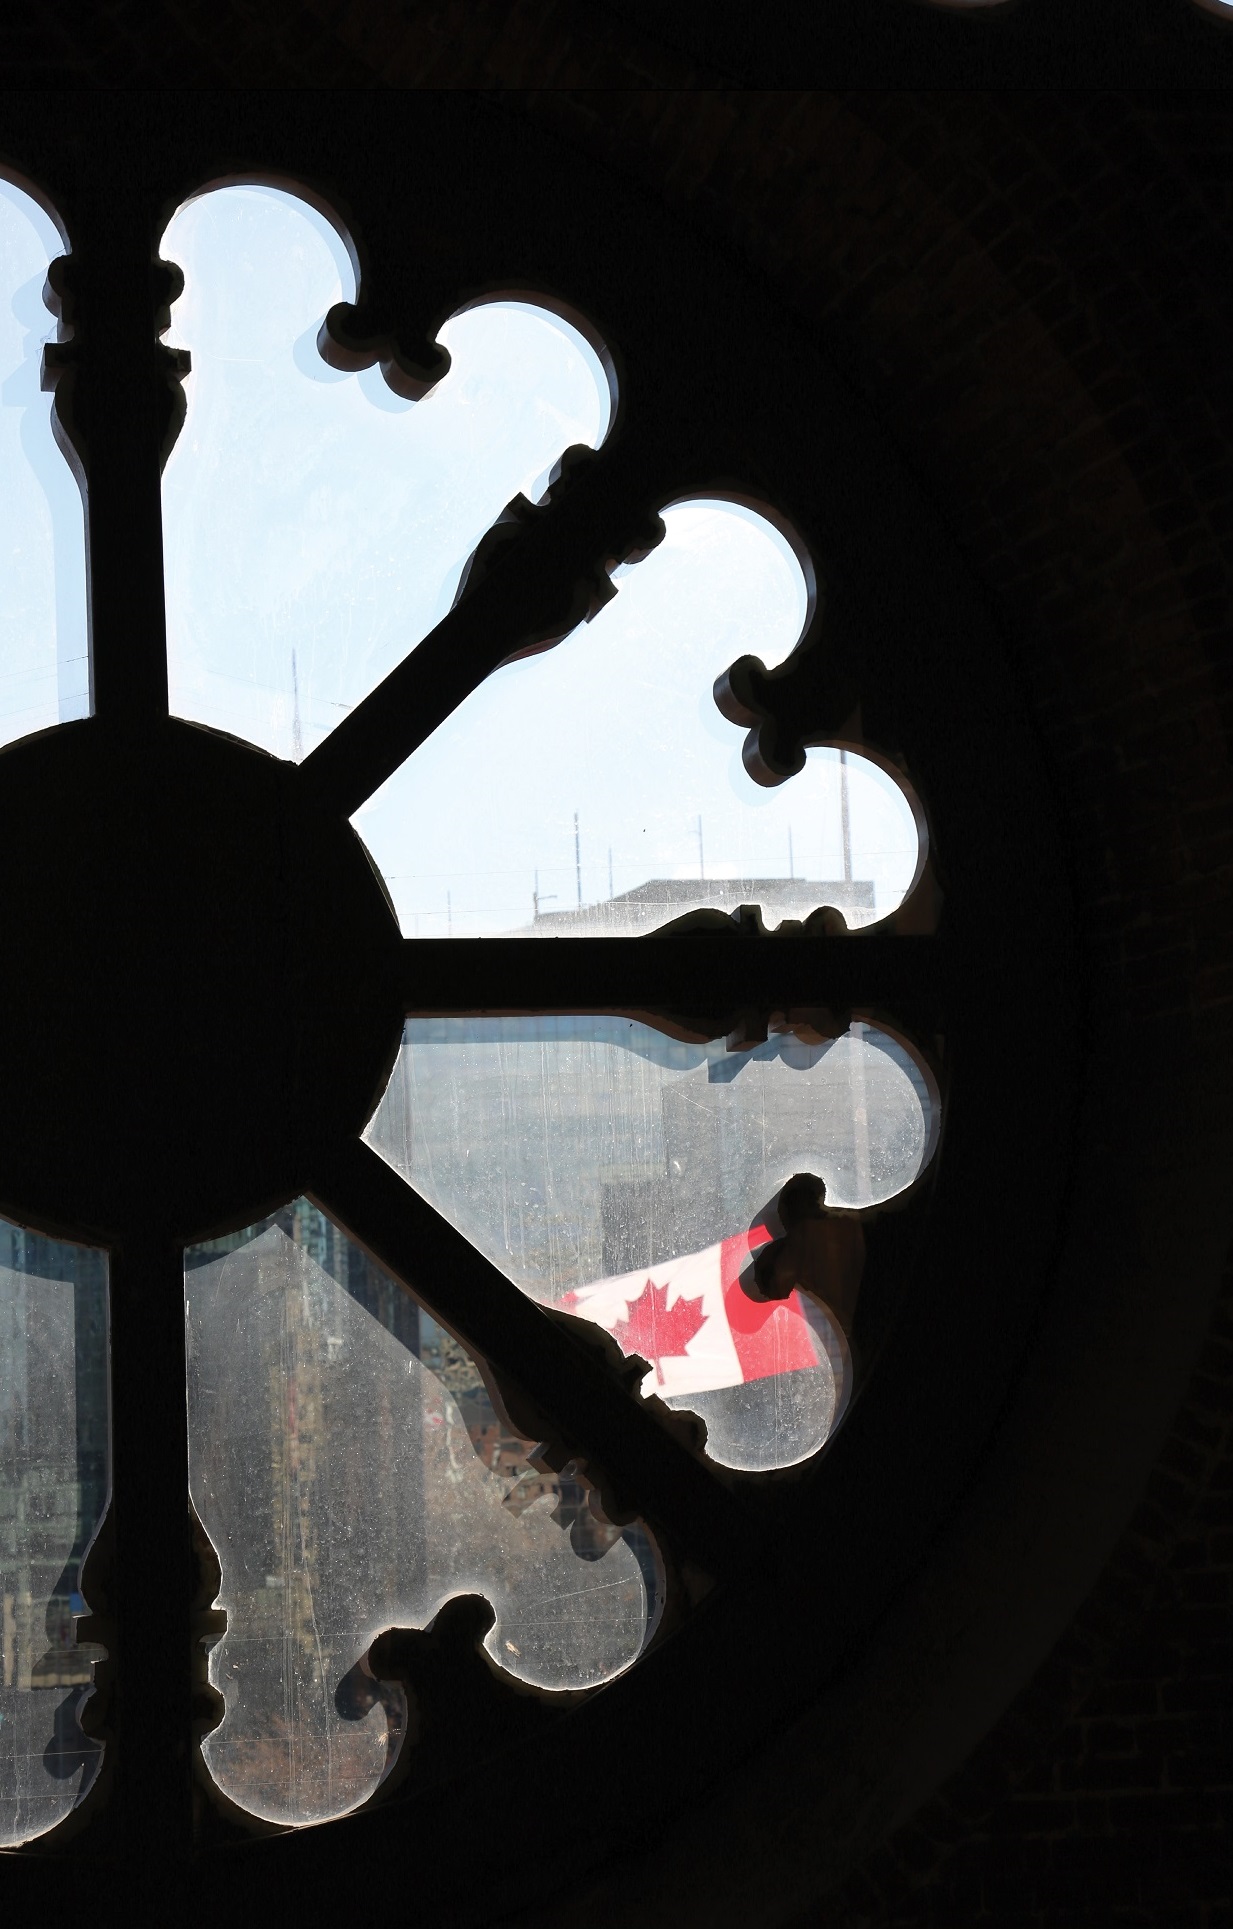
<box><xmin>531</xmin><ymin>877</ymin><xmax>876</xmax><ymax>933</ymax></box>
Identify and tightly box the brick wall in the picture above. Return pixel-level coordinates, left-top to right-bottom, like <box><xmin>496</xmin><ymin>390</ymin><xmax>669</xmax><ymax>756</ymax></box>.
<box><xmin>826</xmin><ymin>1254</ymin><xmax>1232</xmax><ymax>1925</ymax></box>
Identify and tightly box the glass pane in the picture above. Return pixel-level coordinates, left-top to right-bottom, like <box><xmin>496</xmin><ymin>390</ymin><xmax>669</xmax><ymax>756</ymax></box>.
<box><xmin>366</xmin><ymin>1018</ymin><xmax>937</xmax><ymax>1472</ymax></box>
<box><xmin>185</xmin><ymin>1202</ymin><xmax>653</xmax><ymax>1828</ymax></box>
<box><xmin>0</xmin><ymin>177</ymin><xmax>89</xmax><ymax>747</ymax></box>
<box><xmin>160</xmin><ymin>184</ymin><xmax>612</xmax><ymax>762</ymax></box>
<box><xmin>0</xmin><ymin>1221</ymin><xmax>109</xmax><ymax>1846</ymax></box>
<box><xmin>355</xmin><ymin>499</ymin><xmax>923</xmax><ymax>936</ymax></box>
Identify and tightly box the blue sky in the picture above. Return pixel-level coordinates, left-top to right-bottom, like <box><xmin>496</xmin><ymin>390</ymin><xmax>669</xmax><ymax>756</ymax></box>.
<box><xmin>160</xmin><ymin>185</ymin><xmax>922</xmax><ymax>936</ymax></box>
<box><xmin>2</xmin><ymin>177</ymin><xmax>922</xmax><ymax>938</ymax></box>
<box><xmin>0</xmin><ymin>179</ymin><xmax>89</xmax><ymax>745</ymax></box>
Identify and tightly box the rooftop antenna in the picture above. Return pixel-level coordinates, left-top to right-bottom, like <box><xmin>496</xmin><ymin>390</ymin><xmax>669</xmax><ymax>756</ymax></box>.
<box><xmin>291</xmin><ymin>648</ymin><xmax>303</xmax><ymax>762</ymax></box>
<box><xmin>839</xmin><ymin>749</ymin><xmax>853</xmax><ymax>884</ymax></box>
<box><xmin>574</xmin><ymin>812</ymin><xmax>582</xmax><ymax>907</ymax></box>
<box><xmin>697</xmin><ymin>814</ymin><xmax>705</xmax><ymax>881</ymax></box>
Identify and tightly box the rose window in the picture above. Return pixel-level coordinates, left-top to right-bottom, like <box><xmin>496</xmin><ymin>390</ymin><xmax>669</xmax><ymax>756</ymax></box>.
<box><xmin>0</xmin><ymin>177</ymin><xmax>941</xmax><ymax>1844</ymax></box>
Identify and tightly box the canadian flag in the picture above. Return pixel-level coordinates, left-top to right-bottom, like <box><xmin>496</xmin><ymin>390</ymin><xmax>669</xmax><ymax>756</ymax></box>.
<box><xmin>561</xmin><ymin>1225</ymin><xmax>821</xmax><ymax>1400</ymax></box>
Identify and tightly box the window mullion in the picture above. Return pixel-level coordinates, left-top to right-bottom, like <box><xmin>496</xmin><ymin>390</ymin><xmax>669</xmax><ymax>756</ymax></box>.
<box><xmin>397</xmin><ymin>932</ymin><xmax>948</xmax><ymax>1040</ymax></box>
<box><xmin>73</xmin><ymin>1233</ymin><xmax>194</xmax><ymax>1881</ymax></box>
<box><xmin>299</xmin><ymin>438</ymin><xmax>663</xmax><ymax>821</ymax></box>
<box><xmin>44</xmin><ymin>190</ymin><xmax>177</xmax><ymax>727</ymax></box>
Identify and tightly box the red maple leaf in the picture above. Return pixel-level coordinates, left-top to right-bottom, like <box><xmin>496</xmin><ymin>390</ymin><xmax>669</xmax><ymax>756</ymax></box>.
<box><xmin>610</xmin><ymin>1279</ymin><xmax>708</xmax><ymax>1384</ymax></box>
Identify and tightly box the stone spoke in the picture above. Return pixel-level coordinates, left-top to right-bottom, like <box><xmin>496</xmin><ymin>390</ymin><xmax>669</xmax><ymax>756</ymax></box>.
<box><xmin>41</xmin><ymin>201</ymin><xmax>182</xmax><ymax>728</ymax></box>
<box><xmin>397</xmin><ymin>932</ymin><xmax>948</xmax><ymax>1042</ymax></box>
<box><xmin>66</xmin><ymin>1233</ymin><xmax>194</xmax><ymax>1895</ymax></box>
<box><xmin>310</xmin><ymin>1136</ymin><xmax>759</xmax><ymax>1581</ymax></box>
<box><xmin>298</xmin><ymin>442</ymin><xmax>662</xmax><ymax>821</ymax></box>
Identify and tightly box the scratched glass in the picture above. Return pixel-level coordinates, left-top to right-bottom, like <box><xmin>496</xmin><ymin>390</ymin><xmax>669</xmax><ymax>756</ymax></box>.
<box><xmin>357</xmin><ymin>499</ymin><xmax>925</xmax><ymax>938</ymax></box>
<box><xmin>366</xmin><ymin>1017</ymin><xmax>937</xmax><ymax>1473</ymax></box>
<box><xmin>160</xmin><ymin>184</ymin><xmax>611</xmax><ymax>762</ymax></box>
<box><xmin>0</xmin><ymin>1221</ymin><xmax>109</xmax><ymax>1846</ymax></box>
<box><xmin>0</xmin><ymin>176</ymin><xmax>90</xmax><ymax>749</ymax></box>
<box><xmin>185</xmin><ymin>1201</ymin><xmax>655</xmax><ymax>1828</ymax></box>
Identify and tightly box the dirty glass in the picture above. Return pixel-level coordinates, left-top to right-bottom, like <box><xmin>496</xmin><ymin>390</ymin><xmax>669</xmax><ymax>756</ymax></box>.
<box><xmin>356</xmin><ymin>498</ymin><xmax>924</xmax><ymax>937</ymax></box>
<box><xmin>366</xmin><ymin>1018</ymin><xmax>937</xmax><ymax>1472</ymax></box>
<box><xmin>0</xmin><ymin>177</ymin><xmax>90</xmax><ymax>748</ymax></box>
<box><xmin>185</xmin><ymin>1201</ymin><xmax>654</xmax><ymax>1828</ymax></box>
<box><xmin>157</xmin><ymin>186</ymin><xmax>921</xmax><ymax>939</ymax></box>
<box><xmin>0</xmin><ymin>1221</ymin><xmax>109</xmax><ymax>1846</ymax></box>
<box><xmin>160</xmin><ymin>184</ymin><xmax>612</xmax><ymax>762</ymax></box>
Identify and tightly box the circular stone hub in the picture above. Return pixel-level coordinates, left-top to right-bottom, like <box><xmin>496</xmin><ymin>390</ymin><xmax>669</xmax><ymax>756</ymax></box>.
<box><xmin>0</xmin><ymin>718</ymin><xmax>403</xmax><ymax>1241</ymax></box>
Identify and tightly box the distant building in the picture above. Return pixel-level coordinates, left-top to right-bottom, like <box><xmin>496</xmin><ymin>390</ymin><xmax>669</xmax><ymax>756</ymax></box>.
<box><xmin>0</xmin><ymin>1229</ymin><xmax>108</xmax><ymax>1699</ymax></box>
<box><xmin>528</xmin><ymin>876</ymin><xmax>876</xmax><ymax>935</ymax></box>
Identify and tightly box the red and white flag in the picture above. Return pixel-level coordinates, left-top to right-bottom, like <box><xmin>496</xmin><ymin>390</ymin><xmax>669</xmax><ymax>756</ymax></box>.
<box><xmin>561</xmin><ymin>1225</ymin><xmax>822</xmax><ymax>1400</ymax></box>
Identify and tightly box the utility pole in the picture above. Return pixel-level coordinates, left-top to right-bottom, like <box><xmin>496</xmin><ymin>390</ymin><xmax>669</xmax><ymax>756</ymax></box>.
<box><xmin>788</xmin><ymin>825</ymin><xmax>795</xmax><ymax>880</ymax></box>
<box><xmin>839</xmin><ymin>750</ymin><xmax>853</xmax><ymax>884</ymax></box>
<box><xmin>533</xmin><ymin>868</ymin><xmax>557</xmax><ymax>924</ymax></box>
<box><xmin>574</xmin><ymin>812</ymin><xmax>582</xmax><ymax>908</ymax></box>
<box><xmin>697</xmin><ymin>814</ymin><xmax>705</xmax><ymax>881</ymax></box>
